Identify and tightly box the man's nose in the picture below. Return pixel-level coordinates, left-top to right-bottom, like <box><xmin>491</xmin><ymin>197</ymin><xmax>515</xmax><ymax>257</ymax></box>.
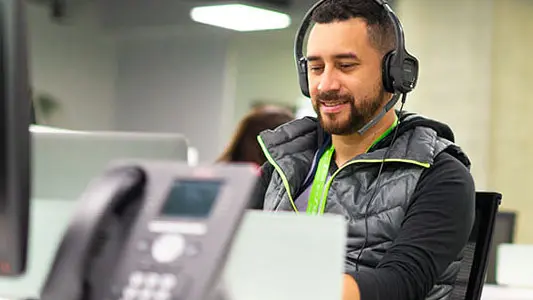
<box><xmin>317</xmin><ymin>69</ymin><xmax>341</xmax><ymax>92</ymax></box>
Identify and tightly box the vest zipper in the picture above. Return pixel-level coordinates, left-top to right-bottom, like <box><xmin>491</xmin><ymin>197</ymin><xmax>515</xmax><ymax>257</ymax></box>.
<box><xmin>317</xmin><ymin>158</ymin><xmax>430</xmax><ymax>214</ymax></box>
<box><xmin>257</xmin><ymin>136</ymin><xmax>298</xmax><ymax>213</ymax></box>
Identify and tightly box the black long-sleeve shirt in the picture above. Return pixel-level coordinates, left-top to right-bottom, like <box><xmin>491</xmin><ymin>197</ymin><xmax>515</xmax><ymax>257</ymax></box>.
<box><xmin>347</xmin><ymin>151</ymin><xmax>475</xmax><ymax>300</ymax></box>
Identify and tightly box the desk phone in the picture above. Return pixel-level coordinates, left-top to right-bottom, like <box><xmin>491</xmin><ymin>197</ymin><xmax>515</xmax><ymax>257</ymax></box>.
<box><xmin>40</xmin><ymin>161</ymin><xmax>259</xmax><ymax>300</ymax></box>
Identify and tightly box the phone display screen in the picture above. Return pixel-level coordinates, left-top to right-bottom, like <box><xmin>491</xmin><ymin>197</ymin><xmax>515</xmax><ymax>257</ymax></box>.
<box><xmin>160</xmin><ymin>179</ymin><xmax>222</xmax><ymax>218</ymax></box>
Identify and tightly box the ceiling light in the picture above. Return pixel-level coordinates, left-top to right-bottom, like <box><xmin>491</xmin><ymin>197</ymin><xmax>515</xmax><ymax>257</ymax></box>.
<box><xmin>190</xmin><ymin>4</ymin><xmax>291</xmax><ymax>32</ymax></box>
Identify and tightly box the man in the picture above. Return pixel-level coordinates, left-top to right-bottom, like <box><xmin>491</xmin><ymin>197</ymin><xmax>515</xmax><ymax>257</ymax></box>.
<box><xmin>253</xmin><ymin>1</ymin><xmax>475</xmax><ymax>300</ymax></box>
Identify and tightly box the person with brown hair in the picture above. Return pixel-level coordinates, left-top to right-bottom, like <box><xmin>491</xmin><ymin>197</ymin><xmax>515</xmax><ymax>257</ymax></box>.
<box><xmin>217</xmin><ymin>105</ymin><xmax>294</xmax><ymax>167</ymax></box>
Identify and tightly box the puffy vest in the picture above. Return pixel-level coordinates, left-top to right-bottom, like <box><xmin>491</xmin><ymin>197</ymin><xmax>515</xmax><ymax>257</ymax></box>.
<box><xmin>258</xmin><ymin>115</ymin><xmax>471</xmax><ymax>300</ymax></box>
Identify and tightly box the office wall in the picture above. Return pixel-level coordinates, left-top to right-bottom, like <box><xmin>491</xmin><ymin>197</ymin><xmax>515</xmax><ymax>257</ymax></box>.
<box><xmin>227</xmin><ymin>30</ymin><xmax>301</xmax><ymax>134</ymax></box>
<box><xmin>489</xmin><ymin>0</ymin><xmax>533</xmax><ymax>243</ymax></box>
<box><xmin>398</xmin><ymin>0</ymin><xmax>533</xmax><ymax>244</ymax></box>
<box><xmin>100</xmin><ymin>0</ymin><xmax>235</xmax><ymax>162</ymax></box>
<box><xmin>113</xmin><ymin>33</ymin><xmax>231</xmax><ymax>162</ymax></box>
<box><xmin>27</xmin><ymin>2</ymin><xmax>117</xmax><ymax>130</ymax></box>
<box><xmin>396</xmin><ymin>0</ymin><xmax>493</xmax><ymax>191</ymax></box>
<box><xmin>111</xmin><ymin>27</ymin><xmax>305</xmax><ymax>162</ymax></box>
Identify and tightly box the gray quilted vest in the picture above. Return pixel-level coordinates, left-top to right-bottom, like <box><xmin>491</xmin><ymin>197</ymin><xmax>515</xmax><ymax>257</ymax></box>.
<box><xmin>258</xmin><ymin>114</ymin><xmax>471</xmax><ymax>300</ymax></box>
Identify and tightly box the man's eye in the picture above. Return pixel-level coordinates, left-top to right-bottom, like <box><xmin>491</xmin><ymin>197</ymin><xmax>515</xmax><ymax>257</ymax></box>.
<box><xmin>339</xmin><ymin>63</ymin><xmax>356</xmax><ymax>69</ymax></box>
<box><xmin>309</xmin><ymin>65</ymin><xmax>324</xmax><ymax>72</ymax></box>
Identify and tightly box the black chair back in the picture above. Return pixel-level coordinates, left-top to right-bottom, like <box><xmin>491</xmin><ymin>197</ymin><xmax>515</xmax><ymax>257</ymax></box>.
<box><xmin>450</xmin><ymin>191</ymin><xmax>501</xmax><ymax>300</ymax></box>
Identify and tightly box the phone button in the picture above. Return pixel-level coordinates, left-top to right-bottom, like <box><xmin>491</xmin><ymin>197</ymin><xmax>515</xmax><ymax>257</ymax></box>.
<box><xmin>128</xmin><ymin>271</ymin><xmax>144</xmax><ymax>287</ymax></box>
<box><xmin>151</xmin><ymin>234</ymin><xmax>186</xmax><ymax>263</ymax></box>
<box><xmin>122</xmin><ymin>287</ymin><xmax>138</xmax><ymax>299</ymax></box>
<box><xmin>145</xmin><ymin>272</ymin><xmax>160</xmax><ymax>288</ymax></box>
<box><xmin>153</xmin><ymin>290</ymin><xmax>171</xmax><ymax>300</ymax></box>
<box><xmin>160</xmin><ymin>274</ymin><xmax>177</xmax><ymax>290</ymax></box>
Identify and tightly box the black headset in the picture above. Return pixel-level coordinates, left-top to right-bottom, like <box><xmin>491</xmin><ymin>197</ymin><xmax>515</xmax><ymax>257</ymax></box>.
<box><xmin>294</xmin><ymin>0</ymin><xmax>419</xmax><ymax>98</ymax></box>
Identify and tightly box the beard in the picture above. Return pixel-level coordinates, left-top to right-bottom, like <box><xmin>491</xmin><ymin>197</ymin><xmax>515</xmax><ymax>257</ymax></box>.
<box><xmin>312</xmin><ymin>88</ymin><xmax>385</xmax><ymax>135</ymax></box>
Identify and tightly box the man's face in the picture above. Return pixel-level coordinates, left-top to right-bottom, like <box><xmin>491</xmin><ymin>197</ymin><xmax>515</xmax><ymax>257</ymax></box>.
<box><xmin>306</xmin><ymin>18</ymin><xmax>387</xmax><ymax>135</ymax></box>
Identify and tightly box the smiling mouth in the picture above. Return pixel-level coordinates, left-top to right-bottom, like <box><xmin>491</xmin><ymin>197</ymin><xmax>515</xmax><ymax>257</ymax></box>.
<box><xmin>320</xmin><ymin>100</ymin><xmax>349</xmax><ymax>107</ymax></box>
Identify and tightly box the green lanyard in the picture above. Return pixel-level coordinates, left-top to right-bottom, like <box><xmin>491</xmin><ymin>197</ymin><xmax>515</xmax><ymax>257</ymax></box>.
<box><xmin>306</xmin><ymin>144</ymin><xmax>335</xmax><ymax>215</ymax></box>
<box><xmin>306</xmin><ymin>115</ymin><xmax>398</xmax><ymax>215</ymax></box>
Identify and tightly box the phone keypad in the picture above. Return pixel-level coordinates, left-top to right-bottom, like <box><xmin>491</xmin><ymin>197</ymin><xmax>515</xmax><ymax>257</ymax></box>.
<box><xmin>118</xmin><ymin>271</ymin><xmax>179</xmax><ymax>300</ymax></box>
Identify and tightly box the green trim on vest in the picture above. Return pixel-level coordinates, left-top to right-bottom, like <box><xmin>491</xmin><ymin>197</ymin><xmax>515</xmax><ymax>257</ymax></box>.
<box><xmin>317</xmin><ymin>158</ymin><xmax>429</xmax><ymax>215</ymax></box>
<box><xmin>257</xmin><ymin>135</ymin><xmax>298</xmax><ymax>213</ymax></box>
<box><xmin>347</xmin><ymin>158</ymin><xmax>430</xmax><ymax>168</ymax></box>
<box><xmin>366</xmin><ymin>114</ymin><xmax>399</xmax><ymax>152</ymax></box>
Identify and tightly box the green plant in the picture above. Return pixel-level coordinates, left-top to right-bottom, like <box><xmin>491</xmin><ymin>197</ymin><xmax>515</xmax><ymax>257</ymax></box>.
<box><xmin>33</xmin><ymin>92</ymin><xmax>61</xmax><ymax>125</ymax></box>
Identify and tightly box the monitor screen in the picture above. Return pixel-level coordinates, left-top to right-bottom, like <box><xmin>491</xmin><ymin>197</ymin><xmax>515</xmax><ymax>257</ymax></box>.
<box><xmin>485</xmin><ymin>211</ymin><xmax>516</xmax><ymax>284</ymax></box>
<box><xmin>160</xmin><ymin>179</ymin><xmax>223</xmax><ymax>218</ymax></box>
<box><xmin>0</xmin><ymin>0</ymin><xmax>31</xmax><ymax>276</ymax></box>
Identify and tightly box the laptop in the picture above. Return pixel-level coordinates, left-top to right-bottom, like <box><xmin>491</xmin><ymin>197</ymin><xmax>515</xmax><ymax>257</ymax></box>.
<box><xmin>221</xmin><ymin>210</ymin><xmax>347</xmax><ymax>300</ymax></box>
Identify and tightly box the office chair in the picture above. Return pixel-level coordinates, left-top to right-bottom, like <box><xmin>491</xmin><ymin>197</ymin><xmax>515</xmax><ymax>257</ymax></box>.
<box><xmin>450</xmin><ymin>192</ymin><xmax>502</xmax><ymax>300</ymax></box>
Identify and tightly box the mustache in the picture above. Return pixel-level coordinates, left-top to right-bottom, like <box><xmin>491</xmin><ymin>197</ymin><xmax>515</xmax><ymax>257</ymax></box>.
<box><xmin>316</xmin><ymin>91</ymin><xmax>354</xmax><ymax>102</ymax></box>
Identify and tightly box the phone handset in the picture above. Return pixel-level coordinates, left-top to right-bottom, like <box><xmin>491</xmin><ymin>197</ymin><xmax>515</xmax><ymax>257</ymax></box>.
<box><xmin>40</xmin><ymin>165</ymin><xmax>146</xmax><ymax>300</ymax></box>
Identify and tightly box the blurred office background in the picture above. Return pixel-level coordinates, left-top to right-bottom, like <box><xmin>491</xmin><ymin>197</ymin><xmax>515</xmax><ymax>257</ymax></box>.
<box><xmin>25</xmin><ymin>0</ymin><xmax>532</xmax><ymax>292</ymax></box>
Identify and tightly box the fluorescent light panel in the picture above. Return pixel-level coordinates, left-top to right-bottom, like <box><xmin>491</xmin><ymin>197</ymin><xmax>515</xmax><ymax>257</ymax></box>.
<box><xmin>190</xmin><ymin>4</ymin><xmax>291</xmax><ymax>32</ymax></box>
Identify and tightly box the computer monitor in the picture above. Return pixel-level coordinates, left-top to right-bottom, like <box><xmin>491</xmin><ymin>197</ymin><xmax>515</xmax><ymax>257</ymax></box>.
<box><xmin>31</xmin><ymin>129</ymin><xmax>189</xmax><ymax>200</ymax></box>
<box><xmin>0</xmin><ymin>0</ymin><xmax>32</xmax><ymax>276</ymax></box>
<box><xmin>485</xmin><ymin>211</ymin><xmax>516</xmax><ymax>284</ymax></box>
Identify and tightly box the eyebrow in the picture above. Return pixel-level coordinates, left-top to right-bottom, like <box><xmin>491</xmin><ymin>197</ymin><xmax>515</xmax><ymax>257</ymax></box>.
<box><xmin>307</xmin><ymin>52</ymin><xmax>359</xmax><ymax>62</ymax></box>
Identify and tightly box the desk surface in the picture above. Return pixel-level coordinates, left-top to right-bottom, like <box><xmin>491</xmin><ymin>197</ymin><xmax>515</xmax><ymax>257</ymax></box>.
<box><xmin>2</xmin><ymin>284</ymin><xmax>533</xmax><ymax>300</ymax></box>
<box><xmin>481</xmin><ymin>284</ymin><xmax>533</xmax><ymax>300</ymax></box>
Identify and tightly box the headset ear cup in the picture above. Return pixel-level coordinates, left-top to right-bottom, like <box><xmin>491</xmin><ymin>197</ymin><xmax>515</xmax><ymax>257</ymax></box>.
<box><xmin>382</xmin><ymin>51</ymin><xmax>395</xmax><ymax>93</ymax></box>
<box><xmin>298</xmin><ymin>58</ymin><xmax>310</xmax><ymax>97</ymax></box>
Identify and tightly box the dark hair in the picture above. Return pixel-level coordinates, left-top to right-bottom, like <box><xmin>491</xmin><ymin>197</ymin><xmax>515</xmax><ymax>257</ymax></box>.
<box><xmin>311</xmin><ymin>0</ymin><xmax>395</xmax><ymax>54</ymax></box>
<box><xmin>216</xmin><ymin>105</ymin><xmax>294</xmax><ymax>166</ymax></box>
